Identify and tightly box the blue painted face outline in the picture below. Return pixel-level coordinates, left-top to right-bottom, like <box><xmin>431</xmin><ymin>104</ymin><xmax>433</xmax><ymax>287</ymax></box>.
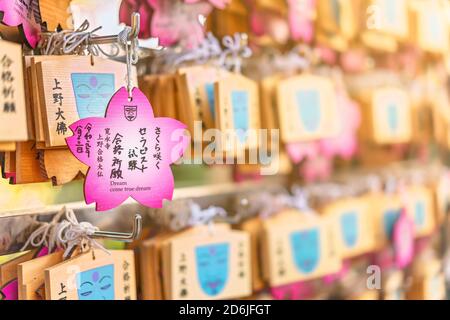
<box><xmin>427</xmin><ymin>13</ymin><xmax>442</xmax><ymax>43</ymax></box>
<box><xmin>340</xmin><ymin>211</ymin><xmax>359</xmax><ymax>248</ymax></box>
<box><xmin>230</xmin><ymin>90</ymin><xmax>250</xmax><ymax>143</ymax></box>
<box><xmin>383</xmin><ymin>209</ymin><xmax>401</xmax><ymax>238</ymax></box>
<box><xmin>76</xmin><ymin>264</ymin><xmax>115</xmax><ymax>300</ymax></box>
<box><xmin>296</xmin><ymin>90</ymin><xmax>321</xmax><ymax>133</ymax></box>
<box><xmin>204</xmin><ymin>83</ymin><xmax>216</xmax><ymax>119</ymax></box>
<box><xmin>71</xmin><ymin>73</ymin><xmax>115</xmax><ymax>119</ymax></box>
<box><xmin>330</xmin><ymin>0</ymin><xmax>340</xmax><ymax>25</ymax></box>
<box><xmin>414</xmin><ymin>201</ymin><xmax>426</xmax><ymax>228</ymax></box>
<box><xmin>195</xmin><ymin>243</ymin><xmax>230</xmax><ymax>296</ymax></box>
<box><xmin>387</xmin><ymin>103</ymin><xmax>398</xmax><ymax>133</ymax></box>
<box><xmin>384</xmin><ymin>0</ymin><xmax>398</xmax><ymax>27</ymax></box>
<box><xmin>290</xmin><ymin>228</ymin><xmax>320</xmax><ymax>274</ymax></box>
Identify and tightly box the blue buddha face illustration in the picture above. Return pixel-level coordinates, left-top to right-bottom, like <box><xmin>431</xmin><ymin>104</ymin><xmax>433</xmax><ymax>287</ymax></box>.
<box><xmin>231</xmin><ymin>90</ymin><xmax>250</xmax><ymax>143</ymax></box>
<box><xmin>383</xmin><ymin>209</ymin><xmax>401</xmax><ymax>238</ymax></box>
<box><xmin>428</xmin><ymin>14</ymin><xmax>442</xmax><ymax>43</ymax></box>
<box><xmin>340</xmin><ymin>211</ymin><xmax>359</xmax><ymax>248</ymax></box>
<box><xmin>195</xmin><ymin>243</ymin><xmax>229</xmax><ymax>296</ymax></box>
<box><xmin>71</xmin><ymin>73</ymin><xmax>115</xmax><ymax>119</ymax></box>
<box><xmin>205</xmin><ymin>83</ymin><xmax>216</xmax><ymax>119</ymax></box>
<box><xmin>296</xmin><ymin>90</ymin><xmax>321</xmax><ymax>133</ymax></box>
<box><xmin>330</xmin><ymin>0</ymin><xmax>340</xmax><ymax>24</ymax></box>
<box><xmin>387</xmin><ymin>103</ymin><xmax>398</xmax><ymax>133</ymax></box>
<box><xmin>414</xmin><ymin>201</ymin><xmax>426</xmax><ymax>228</ymax></box>
<box><xmin>384</xmin><ymin>0</ymin><xmax>397</xmax><ymax>27</ymax></box>
<box><xmin>76</xmin><ymin>264</ymin><xmax>115</xmax><ymax>300</ymax></box>
<box><xmin>290</xmin><ymin>228</ymin><xmax>320</xmax><ymax>274</ymax></box>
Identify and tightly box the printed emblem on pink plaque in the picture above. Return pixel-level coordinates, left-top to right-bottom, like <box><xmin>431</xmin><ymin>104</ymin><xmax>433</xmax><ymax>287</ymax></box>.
<box><xmin>0</xmin><ymin>0</ymin><xmax>43</xmax><ymax>48</ymax></box>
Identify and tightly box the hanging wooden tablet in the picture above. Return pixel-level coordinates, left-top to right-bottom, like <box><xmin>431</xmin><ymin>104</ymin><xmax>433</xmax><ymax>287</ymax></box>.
<box><xmin>431</xmin><ymin>84</ymin><xmax>450</xmax><ymax>148</ymax></box>
<box><xmin>209</xmin><ymin>0</ymin><xmax>249</xmax><ymax>39</ymax></box>
<box><xmin>140</xmin><ymin>74</ymin><xmax>178</xmax><ymax>119</ymax></box>
<box><xmin>261</xmin><ymin>210</ymin><xmax>341</xmax><ymax>287</ymax></box>
<box><xmin>382</xmin><ymin>271</ymin><xmax>404</xmax><ymax>300</ymax></box>
<box><xmin>176</xmin><ymin>65</ymin><xmax>229</xmax><ymax>134</ymax></box>
<box><xmin>238</xmin><ymin>217</ymin><xmax>265</xmax><ymax>292</ymax></box>
<box><xmin>138</xmin><ymin>75</ymin><xmax>162</xmax><ymax>117</ymax></box>
<box><xmin>22</xmin><ymin>56</ymin><xmax>35</xmax><ymax>140</ymax></box>
<box><xmin>15</xmin><ymin>141</ymin><xmax>47</xmax><ymax>184</ymax></box>
<box><xmin>405</xmin><ymin>185</ymin><xmax>436</xmax><ymax>238</ymax></box>
<box><xmin>0</xmin><ymin>39</ymin><xmax>28</xmax><ymax>142</ymax></box>
<box><xmin>411</xmin><ymin>104</ymin><xmax>433</xmax><ymax>144</ymax></box>
<box><xmin>44</xmin><ymin>250</ymin><xmax>136</xmax><ymax>300</ymax></box>
<box><xmin>39</xmin><ymin>0</ymin><xmax>71</xmax><ymax>31</ymax></box>
<box><xmin>317</xmin><ymin>0</ymin><xmax>359</xmax><ymax>40</ymax></box>
<box><xmin>370</xmin><ymin>192</ymin><xmax>402</xmax><ymax>250</ymax></box>
<box><xmin>0</xmin><ymin>142</ymin><xmax>16</xmax><ymax>151</ymax></box>
<box><xmin>0</xmin><ymin>247</ymin><xmax>48</xmax><ymax>300</ymax></box>
<box><xmin>140</xmin><ymin>225</ymin><xmax>234</xmax><ymax>300</ymax></box>
<box><xmin>374</xmin><ymin>0</ymin><xmax>409</xmax><ymax>39</ymax></box>
<box><xmin>215</xmin><ymin>73</ymin><xmax>260</xmax><ymax>154</ymax></box>
<box><xmin>35</xmin><ymin>56</ymin><xmax>137</xmax><ymax>147</ymax></box>
<box><xmin>39</xmin><ymin>148</ymin><xmax>87</xmax><ymax>186</ymax></box>
<box><xmin>434</xmin><ymin>172</ymin><xmax>450</xmax><ymax>225</ymax></box>
<box><xmin>407</xmin><ymin>259</ymin><xmax>446</xmax><ymax>300</ymax></box>
<box><xmin>316</xmin><ymin>0</ymin><xmax>359</xmax><ymax>51</ymax></box>
<box><xmin>359</xmin><ymin>87</ymin><xmax>412</xmax><ymax>144</ymax></box>
<box><xmin>259</xmin><ymin>75</ymin><xmax>280</xmax><ymax>131</ymax></box>
<box><xmin>321</xmin><ymin>196</ymin><xmax>376</xmax><ymax>259</ymax></box>
<box><xmin>29</xmin><ymin>56</ymin><xmax>77</xmax><ymax>145</ymax></box>
<box><xmin>161</xmin><ymin>225</ymin><xmax>251</xmax><ymax>300</ymax></box>
<box><xmin>157</xmin><ymin>73</ymin><xmax>179</xmax><ymax>120</ymax></box>
<box><xmin>140</xmin><ymin>231</ymin><xmax>177</xmax><ymax>300</ymax></box>
<box><xmin>360</xmin><ymin>0</ymin><xmax>409</xmax><ymax>52</ymax></box>
<box><xmin>410</xmin><ymin>0</ymin><xmax>449</xmax><ymax>55</ymax></box>
<box><xmin>2</xmin><ymin>151</ymin><xmax>16</xmax><ymax>183</ymax></box>
<box><xmin>17</xmin><ymin>250</ymin><xmax>64</xmax><ymax>300</ymax></box>
<box><xmin>276</xmin><ymin>74</ymin><xmax>339</xmax><ymax>143</ymax></box>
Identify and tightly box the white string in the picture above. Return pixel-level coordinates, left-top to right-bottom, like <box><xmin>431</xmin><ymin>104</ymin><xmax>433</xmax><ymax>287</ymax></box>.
<box><xmin>187</xmin><ymin>201</ymin><xmax>227</xmax><ymax>226</ymax></box>
<box><xmin>60</xmin><ymin>20</ymin><xmax>120</xmax><ymax>57</ymax></box>
<box><xmin>166</xmin><ymin>201</ymin><xmax>228</xmax><ymax>232</ymax></box>
<box><xmin>39</xmin><ymin>20</ymin><xmax>119</xmax><ymax>56</ymax></box>
<box><xmin>272</xmin><ymin>48</ymin><xmax>310</xmax><ymax>74</ymax></box>
<box><xmin>55</xmin><ymin>208</ymin><xmax>110</xmax><ymax>259</ymax></box>
<box><xmin>173</xmin><ymin>32</ymin><xmax>222</xmax><ymax>66</ymax></box>
<box><xmin>219</xmin><ymin>33</ymin><xmax>252</xmax><ymax>73</ymax></box>
<box><xmin>20</xmin><ymin>208</ymin><xmax>66</xmax><ymax>252</ymax></box>
<box><xmin>290</xmin><ymin>187</ymin><xmax>311</xmax><ymax>211</ymax></box>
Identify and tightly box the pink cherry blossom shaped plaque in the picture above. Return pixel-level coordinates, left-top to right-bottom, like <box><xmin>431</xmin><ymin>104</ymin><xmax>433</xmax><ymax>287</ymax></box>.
<box><xmin>66</xmin><ymin>87</ymin><xmax>189</xmax><ymax>211</ymax></box>
<box><xmin>184</xmin><ymin>0</ymin><xmax>230</xmax><ymax>10</ymax></box>
<box><xmin>148</xmin><ymin>0</ymin><xmax>212</xmax><ymax>49</ymax></box>
<box><xmin>119</xmin><ymin>0</ymin><xmax>154</xmax><ymax>39</ymax></box>
<box><xmin>0</xmin><ymin>0</ymin><xmax>43</xmax><ymax>48</ymax></box>
<box><xmin>392</xmin><ymin>208</ymin><xmax>414</xmax><ymax>269</ymax></box>
<box><xmin>0</xmin><ymin>246</ymin><xmax>48</xmax><ymax>300</ymax></box>
<box><xmin>318</xmin><ymin>87</ymin><xmax>361</xmax><ymax>160</ymax></box>
<box><xmin>287</xmin><ymin>0</ymin><xmax>316</xmax><ymax>43</ymax></box>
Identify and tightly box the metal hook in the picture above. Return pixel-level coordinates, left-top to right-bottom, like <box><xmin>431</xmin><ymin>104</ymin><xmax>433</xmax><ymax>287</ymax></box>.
<box><xmin>91</xmin><ymin>214</ymin><xmax>142</xmax><ymax>242</ymax></box>
<box><xmin>129</xmin><ymin>12</ymin><xmax>140</xmax><ymax>40</ymax></box>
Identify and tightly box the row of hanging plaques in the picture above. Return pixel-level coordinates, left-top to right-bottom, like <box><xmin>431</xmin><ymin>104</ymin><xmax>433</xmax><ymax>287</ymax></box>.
<box><xmin>138</xmin><ymin>180</ymin><xmax>445</xmax><ymax>300</ymax></box>
<box><xmin>0</xmin><ymin>36</ymin><xmax>448</xmax><ymax>187</ymax></box>
<box><xmin>0</xmin><ymin>172</ymin><xmax>448</xmax><ymax>300</ymax></box>
<box><xmin>218</xmin><ymin>0</ymin><xmax>450</xmax><ymax>55</ymax></box>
